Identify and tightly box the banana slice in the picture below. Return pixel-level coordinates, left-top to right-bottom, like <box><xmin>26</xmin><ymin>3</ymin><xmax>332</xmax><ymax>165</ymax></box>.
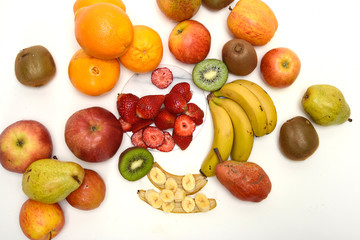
<box><xmin>149</xmin><ymin>167</ymin><xmax>166</xmax><ymax>185</ymax></box>
<box><xmin>138</xmin><ymin>190</ymin><xmax>217</xmax><ymax>213</ymax></box>
<box><xmin>182</xmin><ymin>173</ymin><xmax>196</xmax><ymax>193</ymax></box>
<box><xmin>145</xmin><ymin>189</ymin><xmax>162</xmax><ymax>209</ymax></box>
<box><xmin>195</xmin><ymin>193</ymin><xmax>210</xmax><ymax>212</ymax></box>
<box><xmin>182</xmin><ymin>196</ymin><xmax>196</xmax><ymax>213</ymax></box>
<box><xmin>162</xmin><ymin>201</ymin><xmax>175</xmax><ymax>213</ymax></box>
<box><xmin>147</xmin><ymin>162</ymin><xmax>207</xmax><ymax>195</ymax></box>
<box><xmin>174</xmin><ymin>188</ymin><xmax>186</xmax><ymax>202</ymax></box>
<box><xmin>160</xmin><ymin>189</ymin><xmax>175</xmax><ymax>203</ymax></box>
<box><xmin>164</xmin><ymin>177</ymin><xmax>178</xmax><ymax>193</ymax></box>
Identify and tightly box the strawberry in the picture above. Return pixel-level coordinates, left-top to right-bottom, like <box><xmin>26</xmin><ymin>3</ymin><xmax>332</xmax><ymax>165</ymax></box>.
<box><xmin>156</xmin><ymin>131</ymin><xmax>175</xmax><ymax>152</ymax></box>
<box><xmin>116</xmin><ymin>93</ymin><xmax>140</xmax><ymax>124</ymax></box>
<box><xmin>184</xmin><ymin>103</ymin><xmax>205</xmax><ymax>125</ymax></box>
<box><xmin>164</xmin><ymin>92</ymin><xmax>188</xmax><ymax>114</ymax></box>
<box><xmin>131</xmin><ymin>129</ymin><xmax>147</xmax><ymax>148</ymax></box>
<box><xmin>172</xmin><ymin>131</ymin><xmax>193</xmax><ymax>150</ymax></box>
<box><xmin>170</xmin><ymin>82</ymin><xmax>192</xmax><ymax>102</ymax></box>
<box><xmin>142</xmin><ymin>126</ymin><xmax>165</xmax><ymax>148</ymax></box>
<box><xmin>154</xmin><ymin>108</ymin><xmax>176</xmax><ymax>130</ymax></box>
<box><xmin>131</xmin><ymin>119</ymin><xmax>153</xmax><ymax>133</ymax></box>
<box><xmin>136</xmin><ymin>94</ymin><xmax>165</xmax><ymax>119</ymax></box>
<box><xmin>118</xmin><ymin>117</ymin><xmax>132</xmax><ymax>132</ymax></box>
<box><xmin>174</xmin><ymin>114</ymin><xmax>196</xmax><ymax>136</ymax></box>
<box><xmin>151</xmin><ymin>67</ymin><xmax>173</xmax><ymax>89</ymax></box>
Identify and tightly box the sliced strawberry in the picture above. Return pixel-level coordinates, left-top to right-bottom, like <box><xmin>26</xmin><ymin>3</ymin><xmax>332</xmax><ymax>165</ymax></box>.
<box><xmin>131</xmin><ymin>129</ymin><xmax>147</xmax><ymax>148</ymax></box>
<box><xmin>118</xmin><ymin>117</ymin><xmax>132</xmax><ymax>132</ymax></box>
<box><xmin>156</xmin><ymin>131</ymin><xmax>175</xmax><ymax>152</ymax></box>
<box><xmin>172</xmin><ymin>131</ymin><xmax>193</xmax><ymax>150</ymax></box>
<box><xmin>136</xmin><ymin>94</ymin><xmax>165</xmax><ymax>119</ymax></box>
<box><xmin>164</xmin><ymin>92</ymin><xmax>188</xmax><ymax>114</ymax></box>
<box><xmin>131</xmin><ymin>119</ymin><xmax>153</xmax><ymax>133</ymax></box>
<box><xmin>174</xmin><ymin>114</ymin><xmax>196</xmax><ymax>136</ymax></box>
<box><xmin>154</xmin><ymin>108</ymin><xmax>177</xmax><ymax>130</ymax></box>
<box><xmin>170</xmin><ymin>82</ymin><xmax>192</xmax><ymax>102</ymax></box>
<box><xmin>151</xmin><ymin>67</ymin><xmax>173</xmax><ymax>89</ymax></box>
<box><xmin>142</xmin><ymin>126</ymin><xmax>165</xmax><ymax>148</ymax></box>
<box><xmin>184</xmin><ymin>103</ymin><xmax>205</xmax><ymax>125</ymax></box>
<box><xmin>116</xmin><ymin>93</ymin><xmax>140</xmax><ymax>124</ymax></box>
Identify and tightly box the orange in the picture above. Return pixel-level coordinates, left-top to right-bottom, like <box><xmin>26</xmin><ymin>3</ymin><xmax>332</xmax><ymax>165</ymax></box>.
<box><xmin>73</xmin><ymin>0</ymin><xmax>126</xmax><ymax>14</ymax></box>
<box><xmin>68</xmin><ymin>49</ymin><xmax>121</xmax><ymax>96</ymax></box>
<box><xmin>74</xmin><ymin>3</ymin><xmax>134</xmax><ymax>59</ymax></box>
<box><xmin>119</xmin><ymin>25</ymin><xmax>163</xmax><ymax>73</ymax></box>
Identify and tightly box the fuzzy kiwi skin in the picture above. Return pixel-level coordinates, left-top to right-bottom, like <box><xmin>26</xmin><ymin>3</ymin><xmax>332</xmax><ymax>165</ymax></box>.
<box><xmin>202</xmin><ymin>0</ymin><xmax>234</xmax><ymax>10</ymax></box>
<box><xmin>15</xmin><ymin>45</ymin><xmax>56</xmax><ymax>87</ymax></box>
<box><xmin>222</xmin><ymin>39</ymin><xmax>257</xmax><ymax>76</ymax></box>
<box><xmin>279</xmin><ymin>116</ymin><xmax>319</xmax><ymax>161</ymax></box>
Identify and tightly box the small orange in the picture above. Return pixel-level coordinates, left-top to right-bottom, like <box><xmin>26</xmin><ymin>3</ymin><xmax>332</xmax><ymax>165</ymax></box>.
<box><xmin>73</xmin><ymin>0</ymin><xmax>126</xmax><ymax>14</ymax></box>
<box><xmin>119</xmin><ymin>25</ymin><xmax>163</xmax><ymax>73</ymax></box>
<box><xmin>74</xmin><ymin>3</ymin><xmax>134</xmax><ymax>59</ymax></box>
<box><xmin>68</xmin><ymin>49</ymin><xmax>120</xmax><ymax>96</ymax></box>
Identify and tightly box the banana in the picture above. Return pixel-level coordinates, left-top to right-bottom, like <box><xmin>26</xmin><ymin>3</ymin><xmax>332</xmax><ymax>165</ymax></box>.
<box><xmin>200</xmin><ymin>100</ymin><xmax>234</xmax><ymax>177</ymax></box>
<box><xmin>182</xmin><ymin>196</ymin><xmax>196</xmax><ymax>213</ymax></box>
<box><xmin>148</xmin><ymin>167</ymin><xmax>166</xmax><ymax>185</ymax></box>
<box><xmin>164</xmin><ymin>177</ymin><xmax>178</xmax><ymax>193</ymax></box>
<box><xmin>161</xmin><ymin>201</ymin><xmax>175</xmax><ymax>213</ymax></box>
<box><xmin>182</xmin><ymin>173</ymin><xmax>196</xmax><ymax>193</ymax></box>
<box><xmin>213</xmin><ymin>82</ymin><xmax>268</xmax><ymax>137</ymax></box>
<box><xmin>211</xmin><ymin>96</ymin><xmax>254</xmax><ymax>162</ymax></box>
<box><xmin>232</xmin><ymin>79</ymin><xmax>277</xmax><ymax>134</ymax></box>
<box><xmin>145</xmin><ymin>189</ymin><xmax>162</xmax><ymax>209</ymax></box>
<box><xmin>147</xmin><ymin>162</ymin><xmax>208</xmax><ymax>195</ymax></box>
<box><xmin>159</xmin><ymin>189</ymin><xmax>175</xmax><ymax>203</ymax></box>
<box><xmin>174</xmin><ymin>188</ymin><xmax>186</xmax><ymax>202</ymax></box>
<box><xmin>194</xmin><ymin>193</ymin><xmax>210</xmax><ymax>212</ymax></box>
<box><xmin>138</xmin><ymin>190</ymin><xmax>217</xmax><ymax>213</ymax></box>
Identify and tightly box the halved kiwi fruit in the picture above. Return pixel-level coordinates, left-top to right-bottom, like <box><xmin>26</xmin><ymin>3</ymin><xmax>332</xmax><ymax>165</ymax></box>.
<box><xmin>192</xmin><ymin>59</ymin><xmax>228</xmax><ymax>92</ymax></box>
<box><xmin>14</xmin><ymin>45</ymin><xmax>56</xmax><ymax>87</ymax></box>
<box><xmin>118</xmin><ymin>147</ymin><xmax>154</xmax><ymax>181</ymax></box>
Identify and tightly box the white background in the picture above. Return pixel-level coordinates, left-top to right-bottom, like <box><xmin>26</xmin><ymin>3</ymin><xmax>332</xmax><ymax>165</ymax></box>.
<box><xmin>1</xmin><ymin>0</ymin><xmax>360</xmax><ymax>239</ymax></box>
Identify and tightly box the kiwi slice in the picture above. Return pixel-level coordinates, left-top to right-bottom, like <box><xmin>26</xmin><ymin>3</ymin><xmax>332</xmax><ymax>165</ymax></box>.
<box><xmin>192</xmin><ymin>59</ymin><xmax>228</xmax><ymax>92</ymax></box>
<box><xmin>118</xmin><ymin>147</ymin><xmax>154</xmax><ymax>181</ymax></box>
<box><xmin>15</xmin><ymin>45</ymin><xmax>56</xmax><ymax>87</ymax></box>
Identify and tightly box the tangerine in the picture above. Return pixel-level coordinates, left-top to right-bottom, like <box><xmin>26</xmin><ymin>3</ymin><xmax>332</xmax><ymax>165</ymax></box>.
<box><xmin>68</xmin><ymin>49</ymin><xmax>120</xmax><ymax>96</ymax></box>
<box><xmin>74</xmin><ymin>3</ymin><xmax>134</xmax><ymax>59</ymax></box>
<box><xmin>73</xmin><ymin>0</ymin><xmax>126</xmax><ymax>14</ymax></box>
<box><xmin>119</xmin><ymin>25</ymin><xmax>163</xmax><ymax>73</ymax></box>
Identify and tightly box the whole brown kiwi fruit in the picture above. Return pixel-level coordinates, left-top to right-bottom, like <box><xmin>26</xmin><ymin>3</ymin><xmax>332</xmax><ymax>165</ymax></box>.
<box><xmin>202</xmin><ymin>0</ymin><xmax>234</xmax><ymax>10</ymax></box>
<box><xmin>15</xmin><ymin>45</ymin><xmax>56</xmax><ymax>87</ymax></box>
<box><xmin>222</xmin><ymin>38</ymin><xmax>257</xmax><ymax>76</ymax></box>
<box><xmin>279</xmin><ymin>116</ymin><xmax>319</xmax><ymax>161</ymax></box>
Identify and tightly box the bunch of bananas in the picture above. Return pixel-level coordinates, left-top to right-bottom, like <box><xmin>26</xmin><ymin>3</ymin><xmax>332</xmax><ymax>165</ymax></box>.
<box><xmin>200</xmin><ymin>80</ymin><xmax>277</xmax><ymax>177</ymax></box>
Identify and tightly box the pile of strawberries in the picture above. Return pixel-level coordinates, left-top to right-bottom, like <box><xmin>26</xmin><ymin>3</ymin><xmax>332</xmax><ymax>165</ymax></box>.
<box><xmin>116</xmin><ymin>68</ymin><xmax>204</xmax><ymax>152</ymax></box>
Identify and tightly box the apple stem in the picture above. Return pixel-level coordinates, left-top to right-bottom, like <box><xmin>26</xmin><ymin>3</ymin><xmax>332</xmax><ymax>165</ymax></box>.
<box><xmin>213</xmin><ymin>148</ymin><xmax>223</xmax><ymax>164</ymax></box>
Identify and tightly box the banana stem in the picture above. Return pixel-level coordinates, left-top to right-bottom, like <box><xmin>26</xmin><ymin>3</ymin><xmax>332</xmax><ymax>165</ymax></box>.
<box><xmin>213</xmin><ymin>148</ymin><xmax>223</xmax><ymax>164</ymax></box>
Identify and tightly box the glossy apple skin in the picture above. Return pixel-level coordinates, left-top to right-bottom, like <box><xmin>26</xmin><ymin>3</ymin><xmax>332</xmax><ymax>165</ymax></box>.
<box><xmin>66</xmin><ymin>168</ymin><xmax>106</xmax><ymax>210</ymax></box>
<box><xmin>156</xmin><ymin>0</ymin><xmax>201</xmax><ymax>22</ymax></box>
<box><xmin>65</xmin><ymin>107</ymin><xmax>123</xmax><ymax>162</ymax></box>
<box><xmin>168</xmin><ymin>20</ymin><xmax>211</xmax><ymax>64</ymax></box>
<box><xmin>0</xmin><ymin>120</ymin><xmax>52</xmax><ymax>173</ymax></box>
<box><xmin>260</xmin><ymin>47</ymin><xmax>301</xmax><ymax>88</ymax></box>
<box><xmin>19</xmin><ymin>199</ymin><xmax>65</xmax><ymax>240</ymax></box>
<box><xmin>215</xmin><ymin>161</ymin><xmax>271</xmax><ymax>202</ymax></box>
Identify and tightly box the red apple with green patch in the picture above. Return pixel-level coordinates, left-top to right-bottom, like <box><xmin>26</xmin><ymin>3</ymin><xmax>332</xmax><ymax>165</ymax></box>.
<box><xmin>65</xmin><ymin>106</ymin><xmax>123</xmax><ymax>162</ymax></box>
<box><xmin>0</xmin><ymin>120</ymin><xmax>53</xmax><ymax>173</ymax></box>
<box><xmin>260</xmin><ymin>47</ymin><xmax>301</xmax><ymax>88</ymax></box>
<box><xmin>168</xmin><ymin>20</ymin><xmax>211</xmax><ymax>64</ymax></box>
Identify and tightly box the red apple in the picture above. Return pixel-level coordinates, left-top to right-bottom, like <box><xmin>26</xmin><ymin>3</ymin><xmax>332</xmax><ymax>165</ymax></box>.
<box><xmin>168</xmin><ymin>20</ymin><xmax>211</xmax><ymax>64</ymax></box>
<box><xmin>65</xmin><ymin>106</ymin><xmax>123</xmax><ymax>162</ymax></box>
<box><xmin>19</xmin><ymin>199</ymin><xmax>65</xmax><ymax>240</ymax></box>
<box><xmin>0</xmin><ymin>120</ymin><xmax>52</xmax><ymax>173</ymax></box>
<box><xmin>66</xmin><ymin>168</ymin><xmax>106</xmax><ymax>210</ymax></box>
<box><xmin>156</xmin><ymin>0</ymin><xmax>201</xmax><ymax>22</ymax></box>
<box><xmin>260</xmin><ymin>47</ymin><xmax>301</xmax><ymax>88</ymax></box>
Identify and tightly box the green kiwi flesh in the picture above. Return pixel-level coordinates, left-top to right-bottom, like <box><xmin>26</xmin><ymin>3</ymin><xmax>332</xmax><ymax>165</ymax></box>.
<box><xmin>15</xmin><ymin>45</ymin><xmax>56</xmax><ymax>87</ymax></box>
<box><xmin>192</xmin><ymin>59</ymin><xmax>228</xmax><ymax>92</ymax></box>
<box><xmin>118</xmin><ymin>147</ymin><xmax>154</xmax><ymax>181</ymax></box>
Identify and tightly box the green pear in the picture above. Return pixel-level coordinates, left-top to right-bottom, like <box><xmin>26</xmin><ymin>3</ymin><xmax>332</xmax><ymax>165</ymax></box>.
<box><xmin>301</xmin><ymin>84</ymin><xmax>351</xmax><ymax>126</ymax></box>
<box><xmin>22</xmin><ymin>158</ymin><xmax>85</xmax><ymax>204</ymax></box>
